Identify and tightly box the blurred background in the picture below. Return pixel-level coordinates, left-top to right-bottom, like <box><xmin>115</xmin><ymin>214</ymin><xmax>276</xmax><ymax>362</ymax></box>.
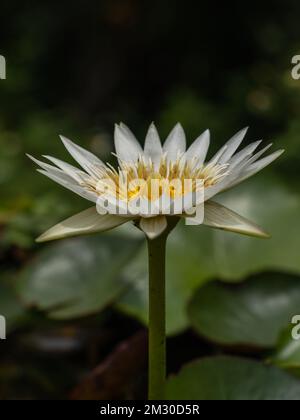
<box><xmin>1</xmin><ymin>0</ymin><xmax>300</xmax><ymax>400</ymax></box>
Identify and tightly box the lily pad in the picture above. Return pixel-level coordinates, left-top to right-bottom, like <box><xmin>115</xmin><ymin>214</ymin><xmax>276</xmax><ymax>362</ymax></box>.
<box><xmin>166</xmin><ymin>356</ymin><xmax>300</xmax><ymax>400</ymax></box>
<box><xmin>188</xmin><ymin>272</ymin><xmax>300</xmax><ymax>348</ymax></box>
<box><xmin>269</xmin><ymin>325</ymin><xmax>300</xmax><ymax>371</ymax></box>
<box><xmin>17</xmin><ymin>234</ymin><xmax>142</xmax><ymax>319</ymax></box>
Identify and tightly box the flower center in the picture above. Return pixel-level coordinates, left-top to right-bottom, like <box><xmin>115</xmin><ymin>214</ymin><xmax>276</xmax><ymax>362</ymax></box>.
<box><xmin>83</xmin><ymin>155</ymin><xmax>229</xmax><ymax>203</ymax></box>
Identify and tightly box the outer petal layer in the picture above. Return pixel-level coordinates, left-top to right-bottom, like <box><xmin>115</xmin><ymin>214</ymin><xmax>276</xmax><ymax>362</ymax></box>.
<box><xmin>36</xmin><ymin>207</ymin><xmax>129</xmax><ymax>243</ymax></box>
<box><xmin>60</xmin><ymin>136</ymin><xmax>104</xmax><ymax>177</ymax></box>
<box><xmin>202</xmin><ymin>200</ymin><xmax>270</xmax><ymax>238</ymax></box>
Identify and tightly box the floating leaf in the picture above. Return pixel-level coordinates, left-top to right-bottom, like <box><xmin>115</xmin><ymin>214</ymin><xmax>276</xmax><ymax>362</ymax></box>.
<box><xmin>17</xmin><ymin>234</ymin><xmax>142</xmax><ymax>319</ymax></box>
<box><xmin>166</xmin><ymin>356</ymin><xmax>300</xmax><ymax>400</ymax></box>
<box><xmin>269</xmin><ymin>325</ymin><xmax>300</xmax><ymax>373</ymax></box>
<box><xmin>188</xmin><ymin>272</ymin><xmax>300</xmax><ymax>348</ymax></box>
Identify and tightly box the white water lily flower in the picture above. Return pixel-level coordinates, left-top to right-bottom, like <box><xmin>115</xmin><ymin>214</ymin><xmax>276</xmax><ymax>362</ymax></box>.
<box><xmin>27</xmin><ymin>123</ymin><xmax>283</xmax><ymax>241</ymax></box>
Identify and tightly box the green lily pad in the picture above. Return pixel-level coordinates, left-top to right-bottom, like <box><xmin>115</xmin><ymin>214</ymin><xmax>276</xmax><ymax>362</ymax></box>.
<box><xmin>211</xmin><ymin>176</ymin><xmax>300</xmax><ymax>280</ymax></box>
<box><xmin>188</xmin><ymin>272</ymin><xmax>300</xmax><ymax>348</ymax></box>
<box><xmin>269</xmin><ymin>324</ymin><xmax>300</xmax><ymax>372</ymax></box>
<box><xmin>17</xmin><ymin>234</ymin><xmax>142</xmax><ymax>319</ymax></box>
<box><xmin>166</xmin><ymin>356</ymin><xmax>300</xmax><ymax>400</ymax></box>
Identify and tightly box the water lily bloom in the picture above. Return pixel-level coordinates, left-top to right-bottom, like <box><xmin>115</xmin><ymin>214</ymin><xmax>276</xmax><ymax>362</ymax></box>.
<box><xmin>27</xmin><ymin>123</ymin><xmax>283</xmax><ymax>242</ymax></box>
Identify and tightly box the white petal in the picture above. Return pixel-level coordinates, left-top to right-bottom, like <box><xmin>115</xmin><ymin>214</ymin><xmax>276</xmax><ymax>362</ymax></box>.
<box><xmin>238</xmin><ymin>150</ymin><xmax>284</xmax><ymax>182</ymax></box>
<box><xmin>248</xmin><ymin>149</ymin><xmax>284</xmax><ymax>172</ymax></box>
<box><xmin>163</xmin><ymin>123</ymin><xmax>186</xmax><ymax>161</ymax></box>
<box><xmin>36</xmin><ymin>207</ymin><xmax>129</xmax><ymax>242</ymax></box>
<box><xmin>114</xmin><ymin>124</ymin><xmax>143</xmax><ymax>163</ymax></box>
<box><xmin>228</xmin><ymin>149</ymin><xmax>284</xmax><ymax>190</ymax></box>
<box><xmin>185</xmin><ymin>129</ymin><xmax>210</xmax><ymax>165</ymax></box>
<box><xmin>120</xmin><ymin>122</ymin><xmax>139</xmax><ymax>144</ymax></box>
<box><xmin>27</xmin><ymin>154</ymin><xmax>81</xmax><ymax>187</ymax></box>
<box><xmin>236</xmin><ymin>143</ymin><xmax>273</xmax><ymax>171</ymax></box>
<box><xmin>43</xmin><ymin>155</ymin><xmax>88</xmax><ymax>183</ymax></box>
<box><xmin>208</xmin><ymin>145</ymin><xmax>228</xmax><ymax>166</ymax></box>
<box><xmin>139</xmin><ymin>216</ymin><xmax>167</xmax><ymax>239</ymax></box>
<box><xmin>228</xmin><ymin>140</ymin><xmax>262</xmax><ymax>168</ymax></box>
<box><xmin>37</xmin><ymin>169</ymin><xmax>98</xmax><ymax>203</ymax></box>
<box><xmin>27</xmin><ymin>154</ymin><xmax>67</xmax><ymax>177</ymax></box>
<box><xmin>203</xmin><ymin>200</ymin><xmax>270</xmax><ymax>238</ymax></box>
<box><xmin>144</xmin><ymin>123</ymin><xmax>162</xmax><ymax>167</ymax></box>
<box><xmin>205</xmin><ymin>144</ymin><xmax>283</xmax><ymax>199</ymax></box>
<box><xmin>218</xmin><ymin>127</ymin><xmax>248</xmax><ymax>164</ymax></box>
<box><xmin>60</xmin><ymin>136</ymin><xmax>104</xmax><ymax>177</ymax></box>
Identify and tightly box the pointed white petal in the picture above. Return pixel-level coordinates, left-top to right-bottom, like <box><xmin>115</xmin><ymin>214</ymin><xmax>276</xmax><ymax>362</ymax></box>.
<box><xmin>248</xmin><ymin>149</ymin><xmax>284</xmax><ymax>172</ymax></box>
<box><xmin>204</xmin><ymin>144</ymin><xmax>283</xmax><ymax>198</ymax></box>
<box><xmin>144</xmin><ymin>123</ymin><xmax>162</xmax><ymax>167</ymax></box>
<box><xmin>119</xmin><ymin>122</ymin><xmax>139</xmax><ymax>143</ymax></box>
<box><xmin>139</xmin><ymin>216</ymin><xmax>167</xmax><ymax>239</ymax></box>
<box><xmin>228</xmin><ymin>140</ymin><xmax>262</xmax><ymax>168</ymax></box>
<box><xmin>163</xmin><ymin>123</ymin><xmax>186</xmax><ymax>161</ymax></box>
<box><xmin>203</xmin><ymin>201</ymin><xmax>270</xmax><ymax>238</ymax></box>
<box><xmin>60</xmin><ymin>136</ymin><xmax>104</xmax><ymax>177</ymax></box>
<box><xmin>185</xmin><ymin>129</ymin><xmax>210</xmax><ymax>165</ymax></box>
<box><xmin>27</xmin><ymin>154</ymin><xmax>75</xmax><ymax>183</ymax></box>
<box><xmin>37</xmin><ymin>169</ymin><xmax>98</xmax><ymax>203</ymax></box>
<box><xmin>214</xmin><ymin>145</ymin><xmax>272</xmax><ymax>192</ymax></box>
<box><xmin>114</xmin><ymin>124</ymin><xmax>143</xmax><ymax>163</ymax></box>
<box><xmin>227</xmin><ymin>149</ymin><xmax>284</xmax><ymax>190</ymax></box>
<box><xmin>218</xmin><ymin>127</ymin><xmax>248</xmax><ymax>164</ymax></box>
<box><xmin>36</xmin><ymin>207</ymin><xmax>129</xmax><ymax>242</ymax></box>
<box><xmin>239</xmin><ymin>149</ymin><xmax>284</xmax><ymax>181</ymax></box>
<box><xmin>236</xmin><ymin>143</ymin><xmax>273</xmax><ymax>171</ymax></box>
<box><xmin>43</xmin><ymin>155</ymin><xmax>88</xmax><ymax>183</ymax></box>
<box><xmin>208</xmin><ymin>145</ymin><xmax>228</xmax><ymax>166</ymax></box>
<box><xmin>27</xmin><ymin>154</ymin><xmax>62</xmax><ymax>173</ymax></box>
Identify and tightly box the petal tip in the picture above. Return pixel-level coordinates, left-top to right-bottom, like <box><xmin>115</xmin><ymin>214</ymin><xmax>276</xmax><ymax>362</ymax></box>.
<box><xmin>59</xmin><ymin>135</ymin><xmax>71</xmax><ymax>147</ymax></box>
<box><xmin>35</xmin><ymin>234</ymin><xmax>48</xmax><ymax>243</ymax></box>
<box><xmin>26</xmin><ymin>153</ymin><xmax>35</xmax><ymax>161</ymax></box>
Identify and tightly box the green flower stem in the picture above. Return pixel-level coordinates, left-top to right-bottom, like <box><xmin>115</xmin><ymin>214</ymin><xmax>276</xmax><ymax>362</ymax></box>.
<box><xmin>147</xmin><ymin>218</ymin><xmax>179</xmax><ymax>400</ymax></box>
<box><xmin>147</xmin><ymin>233</ymin><xmax>167</xmax><ymax>400</ymax></box>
